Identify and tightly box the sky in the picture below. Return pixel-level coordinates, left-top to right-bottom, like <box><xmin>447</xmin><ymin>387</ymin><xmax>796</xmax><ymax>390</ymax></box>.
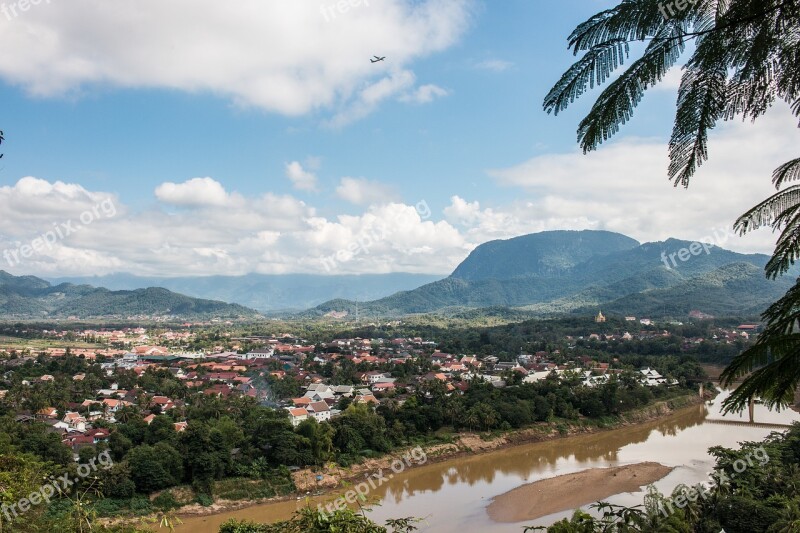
<box><xmin>0</xmin><ymin>0</ymin><xmax>798</xmax><ymax>278</ymax></box>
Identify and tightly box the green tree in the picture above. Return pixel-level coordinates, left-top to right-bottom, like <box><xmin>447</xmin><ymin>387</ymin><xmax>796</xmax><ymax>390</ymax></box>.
<box><xmin>546</xmin><ymin>0</ymin><xmax>800</xmax><ymax>411</ymax></box>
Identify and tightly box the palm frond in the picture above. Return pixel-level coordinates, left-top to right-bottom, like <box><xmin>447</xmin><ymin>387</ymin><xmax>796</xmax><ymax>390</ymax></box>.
<box><xmin>544</xmin><ymin>39</ymin><xmax>630</xmax><ymax>116</ymax></box>
<box><xmin>721</xmin><ymin>279</ymin><xmax>800</xmax><ymax>411</ymax></box>
<box><xmin>772</xmin><ymin>157</ymin><xmax>800</xmax><ymax>188</ymax></box>
<box><xmin>567</xmin><ymin>0</ymin><xmax>667</xmax><ymax>53</ymax></box>
<box><xmin>735</xmin><ymin>184</ymin><xmax>800</xmax><ymax>276</ymax></box>
<box><xmin>668</xmin><ymin>62</ymin><xmax>728</xmax><ymax>186</ymax></box>
<box><xmin>577</xmin><ymin>26</ymin><xmax>687</xmax><ymax>151</ymax></box>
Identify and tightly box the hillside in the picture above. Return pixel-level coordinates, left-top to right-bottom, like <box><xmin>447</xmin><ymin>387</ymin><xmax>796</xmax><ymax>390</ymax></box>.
<box><xmin>47</xmin><ymin>273</ymin><xmax>443</xmax><ymax>312</ymax></box>
<box><xmin>0</xmin><ymin>271</ymin><xmax>260</xmax><ymax>319</ymax></box>
<box><xmin>308</xmin><ymin>230</ymin><xmax>789</xmax><ymax>318</ymax></box>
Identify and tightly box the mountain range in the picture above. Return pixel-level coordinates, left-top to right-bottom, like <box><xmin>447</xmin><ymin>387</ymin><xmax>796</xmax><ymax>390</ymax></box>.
<box><xmin>3</xmin><ymin>230</ymin><xmax>795</xmax><ymax>321</ymax></box>
<box><xmin>305</xmin><ymin>230</ymin><xmax>796</xmax><ymax>318</ymax></box>
<box><xmin>0</xmin><ymin>271</ymin><xmax>259</xmax><ymax>320</ymax></box>
<box><xmin>46</xmin><ymin>273</ymin><xmax>443</xmax><ymax>313</ymax></box>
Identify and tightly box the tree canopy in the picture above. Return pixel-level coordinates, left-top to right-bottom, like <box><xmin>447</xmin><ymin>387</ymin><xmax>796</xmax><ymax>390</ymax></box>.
<box><xmin>546</xmin><ymin>0</ymin><xmax>800</xmax><ymax>411</ymax></box>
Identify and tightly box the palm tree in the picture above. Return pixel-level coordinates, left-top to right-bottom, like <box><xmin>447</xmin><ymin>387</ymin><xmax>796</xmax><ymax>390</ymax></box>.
<box><xmin>546</xmin><ymin>0</ymin><xmax>800</xmax><ymax>412</ymax></box>
<box><xmin>463</xmin><ymin>408</ymin><xmax>479</xmax><ymax>432</ymax></box>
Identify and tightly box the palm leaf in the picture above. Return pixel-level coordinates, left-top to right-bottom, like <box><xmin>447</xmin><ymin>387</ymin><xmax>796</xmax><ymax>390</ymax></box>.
<box><xmin>773</xmin><ymin>157</ymin><xmax>800</xmax><ymax>188</ymax></box>
<box><xmin>577</xmin><ymin>26</ymin><xmax>687</xmax><ymax>151</ymax></box>
<box><xmin>735</xmin><ymin>184</ymin><xmax>800</xmax><ymax>276</ymax></box>
<box><xmin>544</xmin><ymin>39</ymin><xmax>630</xmax><ymax>116</ymax></box>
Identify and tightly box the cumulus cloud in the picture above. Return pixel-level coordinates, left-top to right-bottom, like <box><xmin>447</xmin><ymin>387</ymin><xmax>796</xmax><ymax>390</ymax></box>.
<box><xmin>400</xmin><ymin>83</ymin><xmax>449</xmax><ymax>104</ymax></box>
<box><xmin>488</xmin><ymin>105</ymin><xmax>800</xmax><ymax>254</ymax></box>
<box><xmin>155</xmin><ymin>177</ymin><xmax>232</xmax><ymax>207</ymax></box>
<box><xmin>335</xmin><ymin>177</ymin><xmax>400</xmax><ymax>205</ymax></box>
<box><xmin>0</xmin><ymin>0</ymin><xmax>473</xmax><ymax>123</ymax></box>
<box><xmin>0</xmin><ymin>176</ymin><xmax>469</xmax><ymax>276</ymax></box>
<box><xmin>285</xmin><ymin>161</ymin><xmax>318</xmax><ymax>192</ymax></box>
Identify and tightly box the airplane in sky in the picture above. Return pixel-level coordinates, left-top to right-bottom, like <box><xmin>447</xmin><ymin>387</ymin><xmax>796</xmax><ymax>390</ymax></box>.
<box><xmin>370</xmin><ymin>56</ymin><xmax>385</xmax><ymax>63</ymax></box>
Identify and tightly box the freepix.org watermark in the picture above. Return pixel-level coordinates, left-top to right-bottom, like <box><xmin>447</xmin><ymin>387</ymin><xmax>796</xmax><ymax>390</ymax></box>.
<box><xmin>317</xmin><ymin>446</ymin><xmax>426</xmax><ymax>519</ymax></box>
<box><xmin>658</xmin><ymin>0</ymin><xmax>698</xmax><ymax>20</ymax></box>
<box><xmin>3</xmin><ymin>198</ymin><xmax>116</xmax><ymax>267</ymax></box>
<box><xmin>320</xmin><ymin>0</ymin><xmax>368</xmax><ymax>22</ymax></box>
<box><xmin>1</xmin><ymin>451</ymin><xmax>113</xmax><ymax>522</ymax></box>
<box><xmin>659</xmin><ymin>225</ymin><xmax>735</xmax><ymax>270</ymax></box>
<box><xmin>657</xmin><ymin>446</ymin><xmax>769</xmax><ymax>518</ymax></box>
<box><xmin>319</xmin><ymin>200</ymin><xmax>431</xmax><ymax>272</ymax></box>
<box><xmin>1</xmin><ymin>0</ymin><xmax>51</xmax><ymax>21</ymax></box>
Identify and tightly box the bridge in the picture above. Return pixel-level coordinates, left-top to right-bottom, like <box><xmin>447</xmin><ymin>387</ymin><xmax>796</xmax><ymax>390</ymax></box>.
<box><xmin>703</xmin><ymin>419</ymin><xmax>794</xmax><ymax>430</ymax></box>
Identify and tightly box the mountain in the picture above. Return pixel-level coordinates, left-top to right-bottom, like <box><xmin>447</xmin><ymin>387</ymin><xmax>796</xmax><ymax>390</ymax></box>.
<box><xmin>47</xmin><ymin>273</ymin><xmax>443</xmax><ymax>313</ymax></box>
<box><xmin>309</xmin><ymin>230</ymin><xmax>795</xmax><ymax>318</ymax></box>
<box><xmin>0</xmin><ymin>271</ymin><xmax>260</xmax><ymax>319</ymax></box>
<box><xmin>450</xmin><ymin>230</ymin><xmax>640</xmax><ymax>280</ymax></box>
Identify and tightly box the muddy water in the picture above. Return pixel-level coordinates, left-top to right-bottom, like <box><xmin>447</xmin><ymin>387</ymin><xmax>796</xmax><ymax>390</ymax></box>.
<box><xmin>176</xmin><ymin>391</ymin><xmax>800</xmax><ymax>533</ymax></box>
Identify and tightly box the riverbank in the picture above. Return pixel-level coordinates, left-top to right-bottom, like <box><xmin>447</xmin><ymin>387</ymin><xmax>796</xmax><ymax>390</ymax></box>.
<box><xmin>167</xmin><ymin>392</ymin><xmax>704</xmax><ymax>522</ymax></box>
<box><xmin>486</xmin><ymin>461</ymin><xmax>675</xmax><ymax>522</ymax></box>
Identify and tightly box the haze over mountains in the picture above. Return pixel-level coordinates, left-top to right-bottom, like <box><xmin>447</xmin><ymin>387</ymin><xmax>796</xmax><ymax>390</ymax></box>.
<box><xmin>47</xmin><ymin>273</ymin><xmax>443</xmax><ymax>313</ymax></box>
<box><xmin>3</xmin><ymin>230</ymin><xmax>793</xmax><ymax>320</ymax></box>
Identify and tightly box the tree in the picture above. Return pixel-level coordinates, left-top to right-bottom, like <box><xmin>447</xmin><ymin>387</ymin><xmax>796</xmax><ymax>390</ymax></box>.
<box><xmin>546</xmin><ymin>0</ymin><xmax>800</xmax><ymax>411</ymax></box>
<box><xmin>126</xmin><ymin>445</ymin><xmax>175</xmax><ymax>493</ymax></box>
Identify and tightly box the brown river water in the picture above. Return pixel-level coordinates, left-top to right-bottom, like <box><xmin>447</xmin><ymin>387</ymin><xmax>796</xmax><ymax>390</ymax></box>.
<box><xmin>173</xmin><ymin>390</ymin><xmax>800</xmax><ymax>533</ymax></box>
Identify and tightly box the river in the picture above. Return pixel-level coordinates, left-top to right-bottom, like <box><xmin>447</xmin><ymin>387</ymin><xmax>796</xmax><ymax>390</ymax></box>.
<box><xmin>175</xmin><ymin>390</ymin><xmax>800</xmax><ymax>532</ymax></box>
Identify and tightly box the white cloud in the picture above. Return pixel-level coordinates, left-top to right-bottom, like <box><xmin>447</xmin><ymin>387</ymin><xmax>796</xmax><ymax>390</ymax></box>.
<box><xmin>0</xmin><ymin>0</ymin><xmax>473</xmax><ymax>123</ymax></box>
<box><xmin>488</xmin><ymin>105</ymin><xmax>800</xmax><ymax>254</ymax></box>
<box><xmin>326</xmin><ymin>69</ymin><xmax>417</xmax><ymax>127</ymax></box>
<box><xmin>336</xmin><ymin>177</ymin><xmax>399</xmax><ymax>205</ymax></box>
<box><xmin>400</xmin><ymin>83</ymin><xmax>449</xmax><ymax>104</ymax></box>
<box><xmin>474</xmin><ymin>58</ymin><xmax>513</xmax><ymax>72</ymax></box>
<box><xmin>285</xmin><ymin>161</ymin><xmax>318</xmax><ymax>192</ymax></box>
<box><xmin>155</xmin><ymin>177</ymin><xmax>232</xmax><ymax>207</ymax></box>
<box><xmin>0</xmin><ymin>176</ymin><xmax>469</xmax><ymax>276</ymax></box>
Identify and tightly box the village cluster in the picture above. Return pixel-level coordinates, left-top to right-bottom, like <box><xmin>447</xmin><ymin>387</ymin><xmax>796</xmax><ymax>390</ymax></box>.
<box><xmin>0</xmin><ymin>316</ymin><xmax>759</xmax><ymax>459</ymax></box>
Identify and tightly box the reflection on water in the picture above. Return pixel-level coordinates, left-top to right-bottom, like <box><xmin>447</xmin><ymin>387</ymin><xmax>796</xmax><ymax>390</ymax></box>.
<box><xmin>176</xmin><ymin>392</ymin><xmax>799</xmax><ymax>533</ymax></box>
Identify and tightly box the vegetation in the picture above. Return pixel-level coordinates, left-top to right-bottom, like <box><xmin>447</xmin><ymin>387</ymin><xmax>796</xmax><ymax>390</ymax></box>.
<box><xmin>544</xmin><ymin>0</ymin><xmax>800</xmax><ymax>411</ymax></box>
<box><xmin>0</xmin><ymin>271</ymin><xmax>259</xmax><ymax>319</ymax></box>
<box><xmin>306</xmin><ymin>232</ymin><xmax>791</xmax><ymax>318</ymax></box>
<box><xmin>219</xmin><ymin>508</ymin><xmax>422</xmax><ymax>533</ymax></box>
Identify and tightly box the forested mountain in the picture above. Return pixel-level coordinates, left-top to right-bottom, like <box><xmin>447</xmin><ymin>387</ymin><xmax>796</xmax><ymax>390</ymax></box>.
<box><xmin>0</xmin><ymin>271</ymin><xmax>259</xmax><ymax>319</ymax></box>
<box><xmin>48</xmin><ymin>273</ymin><xmax>443</xmax><ymax>312</ymax></box>
<box><xmin>309</xmin><ymin>230</ymin><xmax>791</xmax><ymax>318</ymax></box>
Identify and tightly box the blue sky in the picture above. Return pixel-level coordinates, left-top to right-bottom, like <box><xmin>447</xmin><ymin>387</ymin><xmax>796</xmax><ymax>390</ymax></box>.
<box><xmin>0</xmin><ymin>0</ymin><xmax>797</xmax><ymax>277</ymax></box>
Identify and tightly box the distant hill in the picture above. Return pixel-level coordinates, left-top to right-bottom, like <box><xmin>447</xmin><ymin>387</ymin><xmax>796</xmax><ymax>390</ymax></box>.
<box><xmin>308</xmin><ymin>230</ymin><xmax>794</xmax><ymax>318</ymax></box>
<box><xmin>0</xmin><ymin>271</ymin><xmax>259</xmax><ymax>319</ymax></box>
<box><xmin>47</xmin><ymin>273</ymin><xmax>443</xmax><ymax>313</ymax></box>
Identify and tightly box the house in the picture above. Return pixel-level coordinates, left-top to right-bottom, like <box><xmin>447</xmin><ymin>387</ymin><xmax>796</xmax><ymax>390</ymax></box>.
<box><xmin>62</xmin><ymin>412</ymin><xmax>86</xmax><ymax>431</ymax></box>
<box><xmin>292</xmin><ymin>397</ymin><xmax>313</xmax><ymax>407</ymax></box>
<box><xmin>331</xmin><ymin>385</ymin><xmax>354</xmax><ymax>396</ymax></box>
<box><xmin>460</xmin><ymin>356</ymin><xmax>481</xmax><ymax>369</ymax></box>
<box><xmin>353</xmin><ymin>394</ymin><xmax>380</xmax><ymax>406</ymax></box>
<box><xmin>640</xmin><ymin>368</ymin><xmax>670</xmax><ymax>386</ymax></box>
<box><xmin>35</xmin><ymin>407</ymin><xmax>58</xmax><ymax>419</ymax></box>
<box><xmin>372</xmin><ymin>382</ymin><xmax>396</xmax><ymax>392</ymax></box>
<box><xmin>306</xmin><ymin>401</ymin><xmax>331</xmax><ymax>422</ymax></box>
<box><xmin>174</xmin><ymin>421</ymin><xmax>188</xmax><ymax>432</ymax></box>
<box><xmin>150</xmin><ymin>396</ymin><xmax>175</xmax><ymax>410</ymax></box>
<box><xmin>288</xmin><ymin>408</ymin><xmax>309</xmax><ymax>427</ymax></box>
<box><xmin>85</xmin><ymin>428</ymin><xmax>110</xmax><ymax>444</ymax></box>
<box><xmin>242</xmin><ymin>348</ymin><xmax>275</xmax><ymax>360</ymax></box>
